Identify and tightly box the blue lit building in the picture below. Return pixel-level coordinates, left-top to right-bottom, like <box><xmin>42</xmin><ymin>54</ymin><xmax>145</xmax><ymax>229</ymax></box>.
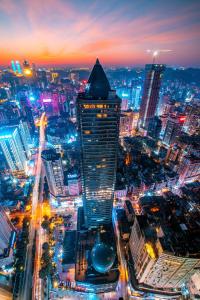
<box><xmin>0</xmin><ymin>126</ymin><xmax>27</xmax><ymax>172</ymax></box>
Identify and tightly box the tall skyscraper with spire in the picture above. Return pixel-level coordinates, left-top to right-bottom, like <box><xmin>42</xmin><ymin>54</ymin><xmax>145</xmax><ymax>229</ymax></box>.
<box><xmin>77</xmin><ymin>59</ymin><xmax>121</xmax><ymax>228</ymax></box>
<box><xmin>139</xmin><ymin>64</ymin><xmax>165</xmax><ymax>129</ymax></box>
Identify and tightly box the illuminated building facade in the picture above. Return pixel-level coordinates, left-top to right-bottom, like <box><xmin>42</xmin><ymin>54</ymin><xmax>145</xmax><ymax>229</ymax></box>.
<box><xmin>42</xmin><ymin>149</ymin><xmax>65</xmax><ymax>198</ymax></box>
<box><xmin>23</xmin><ymin>60</ymin><xmax>32</xmax><ymax>76</ymax></box>
<box><xmin>18</xmin><ymin>119</ymin><xmax>32</xmax><ymax>156</ymax></box>
<box><xmin>183</xmin><ymin>103</ymin><xmax>200</xmax><ymax>135</ymax></box>
<box><xmin>163</xmin><ymin>116</ymin><xmax>185</xmax><ymax>146</ymax></box>
<box><xmin>0</xmin><ymin>126</ymin><xmax>27</xmax><ymax>172</ymax></box>
<box><xmin>140</xmin><ymin>64</ymin><xmax>165</xmax><ymax>129</ymax></box>
<box><xmin>131</xmin><ymin>85</ymin><xmax>142</xmax><ymax>110</ymax></box>
<box><xmin>129</xmin><ymin>196</ymin><xmax>200</xmax><ymax>291</ymax></box>
<box><xmin>178</xmin><ymin>155</ymin><xmax>200</xmax><ymax>184</ymax></box>
<box><xmin>0</xmin><ymin>206</ymin><xmax>16</xmax><ymax>268</ymax></box>
<box><xmin>77</xmin><ymin>59</ymin><xmax>121</xmax><ymax>228</ymax></box>
<box><xmin>67</xmin><ymin>173</ymin><xmax>81</xmax><ymax>196</ymax></box>
<box><xmin>119</xmin><ymin>110</ymin><xmax>139</xmax><ymax>137</ymax></box>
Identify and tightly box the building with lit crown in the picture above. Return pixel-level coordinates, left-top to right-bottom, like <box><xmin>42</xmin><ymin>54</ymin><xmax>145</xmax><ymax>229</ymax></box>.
<box><xmin>77</xmin><ymin>59</ymin><xmax>121</xmax><ymax>228</ymax></box>
<box><xmin>139</xmin><ymin>64</ymin><xmax>165</xmax><ymax>129</ymax></box>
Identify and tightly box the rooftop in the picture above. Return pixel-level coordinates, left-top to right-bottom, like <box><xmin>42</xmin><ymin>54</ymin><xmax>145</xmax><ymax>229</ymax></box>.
<box><xmin>139</xmin><ymin>195</ymin><xmax>200</xmax><ymax>258</ymax></box>
<box><xmin>0</xmin><ymin>126</ymin><xmax>18</xmax><ymax>139</ymax></box>
<box><xmin>87</xmin><ymin>59</ymin><xmax>111</xmax><ymax>98</ymax></box>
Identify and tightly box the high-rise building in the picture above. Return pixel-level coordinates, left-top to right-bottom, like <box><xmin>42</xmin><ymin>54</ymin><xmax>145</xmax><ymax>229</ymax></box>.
<box><xmin>19</xmin><ymin>96</ymin><xmax>35</xmax><ymax>134</ymax></box>
<box><xmin>42</xmin><ymin>149</ymin><xmax>65</xmax><ymax>197</ymax></box>
<box><xmin>119</xmin><ymin>110</ymin><xmax>139</xmax><ymax>137</ymax></box>
<box><xmin>147</xmin><ymin>116</ymin><xmax>162</xmax><ymax>139</ymax></box>
<box><xmin>129</xmin><ymin>195</ymin><xmax>200</xmax><ymax>291</ymax></box>
<box><xmin>131</xmin><ymin>85</ymin><xmax>141</xmax><ymax>110</ymax></box>
<box><xmin>0</xmin><ymin>206</ymin><xmax>16</xmax><ymax>268</ymax></box>
<box><xmin>0</xmin><ymin>126</ymin><xmax>27</xmax><ymax>172</ymax></box>
<box><xmin>163</xmin><ymin>116</ymin><xmax>185</xmax><ymax>146</ymax></box>
<box><xmin>178</xmin><ymin>155</ymin><xmax>200</xmax><ymax>185</ymax></box>
<box><xmin>77</xmin><ymin>59</ymin><xmax>121</xmax><ymax>228</ymax></box>
<box><xmin>139</xmin><ymin>64</ymin><xmax>165</xmax><ymax>129</ymax></box>
<box><xmin>18</xmin><ymin>119</ymin><xmax>32</xmax><ymax>155</ymax></box>
<box><xmin>23</xmin><ymin>60</ymin><xmax>32</xmax><ymax>76</ymax></box>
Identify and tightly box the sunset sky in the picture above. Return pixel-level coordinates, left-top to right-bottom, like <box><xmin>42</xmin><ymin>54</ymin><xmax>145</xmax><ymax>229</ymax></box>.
<box><xmin>0</xmin><ymin>0</ymin><xmax>200</xmax><ymax>67</ymax></box>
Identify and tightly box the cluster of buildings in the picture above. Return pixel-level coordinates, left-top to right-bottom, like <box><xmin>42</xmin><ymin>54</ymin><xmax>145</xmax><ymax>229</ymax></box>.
<box><xmin>0</xmin><ymin>57</ymin><xmax>199</xmax><ymax>299</ymax></box>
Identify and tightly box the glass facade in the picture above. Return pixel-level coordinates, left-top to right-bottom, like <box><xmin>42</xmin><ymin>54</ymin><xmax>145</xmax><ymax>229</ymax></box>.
<box><xmin>77</xmin><ymin>60</ymin><xmax>121</xmax><ymax>228</ymax></box>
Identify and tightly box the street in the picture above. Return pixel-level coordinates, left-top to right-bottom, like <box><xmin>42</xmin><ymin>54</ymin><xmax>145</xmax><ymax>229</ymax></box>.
<box><xmin>20</xmin><ymin>113</ymin><xmax>46</xmax><ymax>300</ymax></box>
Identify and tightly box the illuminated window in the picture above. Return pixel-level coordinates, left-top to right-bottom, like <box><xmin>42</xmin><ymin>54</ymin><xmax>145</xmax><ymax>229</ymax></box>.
<box><xmin>83</xmin><ymin>104</ymin><xmax>109</xmax><ymax>109</ymax></box>
<box><xmin>96</xmin><ymin>114</ymin><xmax>107</xmax><ymax>118</ymax></box>
<box><xmin>96</xmin><ymin>114</ymin><xmax>102</xmax><ymax>118</ymax></box>
<box><xmin>84</xmin><ymin>130</ymin><xmax>91</xmax><ymax>134</ymax></box>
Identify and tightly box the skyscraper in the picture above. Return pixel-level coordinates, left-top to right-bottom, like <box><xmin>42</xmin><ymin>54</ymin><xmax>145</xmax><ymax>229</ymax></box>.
<box><xmin>140</xmin><ymin>64</ymin><xmax>165</xmax><ymax>129</ymax></box>
<box><xmin>0</xmin><ymin>126</ymin><xmax>27</xmax><ymax>172</ymax></box>
<box><xmin>77</xmin><ymin>59</ymin><xmax>121</xmax><ymax>228</ymax></box>
<box><xmin>18</xmin><ymin>119</ymin><xmax>32</xmax><ymax>156</ymax></box>
<box><xmin>41</xmin><ymin>149</ymin><xmax>65</xmax><ymax>198</ymax></box>
<box><xmin>163</xmin><ymin>115</ymin><xmax>184</xmax><ymax>146</ymax></box>
<box><xmin>0</xmin><ymin>206</ymin><xmax>16</xmax><ymax>268</ymax></box>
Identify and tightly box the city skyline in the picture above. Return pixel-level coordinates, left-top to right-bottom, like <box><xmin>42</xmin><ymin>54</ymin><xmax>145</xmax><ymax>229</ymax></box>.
<box><xmin>0</xmin><ymin>0</ymin><xmax>200</xmax><ymax>67</ymax></box>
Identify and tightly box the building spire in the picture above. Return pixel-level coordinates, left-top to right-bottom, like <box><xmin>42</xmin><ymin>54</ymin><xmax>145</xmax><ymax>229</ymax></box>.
<box><xmin>87</xmin><ymin>59</ymin><xmax>111</xmax><ymax>98</ymax></box>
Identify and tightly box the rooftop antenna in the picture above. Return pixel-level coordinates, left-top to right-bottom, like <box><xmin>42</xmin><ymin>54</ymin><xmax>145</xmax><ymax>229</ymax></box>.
<box><xmin>146</xmin><ymin>49</ymin><xmax>172</xmax><ymax>64</ymax></box>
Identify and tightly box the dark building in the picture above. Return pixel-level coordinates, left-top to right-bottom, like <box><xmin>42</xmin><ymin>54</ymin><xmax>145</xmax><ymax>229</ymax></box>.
<box><xmin>140</xmin><ymin>64</ymin><xmax>165</xmax><ymax>129</ymax></box>
<box><xmin>163</xmin><ymin>116</ymin><xmax>184</xmax><ymax>146</ymax></box>
<box><xmin>77</xmin><ymin>59</ymin><xmax>121</xmax><ymax>228</ymax></box>
<box><xmin>19</xmin><ymin>96</ymin><xmax>35</xmax><ymax>134</ymax></box>
<box><xmin>147</xmin><ymin>116</ymin><xmax>162</xmax><ymax>139</ymax></box>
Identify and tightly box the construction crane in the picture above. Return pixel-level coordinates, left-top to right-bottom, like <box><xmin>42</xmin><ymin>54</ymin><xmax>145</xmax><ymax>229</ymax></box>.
<box><xmin>146</xmin><ymin>49</ymin><xmax>172</xmax><ymax>63</ymax></box>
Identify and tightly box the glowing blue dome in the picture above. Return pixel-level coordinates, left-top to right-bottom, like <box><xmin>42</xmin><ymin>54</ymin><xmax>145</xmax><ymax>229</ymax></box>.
<box><xmin>91</xmin><ymin>242</ymin><xmax>115</xmax><ymax>274</ymax></box>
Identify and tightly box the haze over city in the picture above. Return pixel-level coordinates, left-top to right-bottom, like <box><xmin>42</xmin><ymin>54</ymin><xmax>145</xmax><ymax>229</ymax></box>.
<box><xmin>0</xmin><ymin>0</ymin><xmax>200</xmax><ymax>66</ymax></box>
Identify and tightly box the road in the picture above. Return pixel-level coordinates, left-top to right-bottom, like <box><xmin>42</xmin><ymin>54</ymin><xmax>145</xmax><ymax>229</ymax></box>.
<box><xmin>113</xmin><ymin>208</ymin><xmax>129</xmax><ymax>300</ymax></box>
<box><xmin>21</xmin><ymin>112</ymin><xmax>46</xmax><ymax>300</ymax></box>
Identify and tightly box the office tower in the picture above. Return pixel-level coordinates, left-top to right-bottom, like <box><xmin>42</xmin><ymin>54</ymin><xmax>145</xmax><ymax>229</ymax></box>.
<box><xmin>0</xmin><ymin>206</ymin><xmax>16</xmax><ymax>268</ymax></box>
<box><xmin>157</xmin><ymin>93</ymin><xmax>171</xmax><ymax>116</ymax></box>
<box><xmin>0</xmin><ymin>126</ymin><xmax>27</xmax><ymax>172</ymax></box>
<box><xmin>18</xmin><ymin>119</ymin><xmax>32</xmax><ymax>155</ymax></box>
<box><xmin>40</xmin><ymin>91</ymin><xmax>60</xmax><ymax>117</ymax></box>
<box><xmin>163</xmin><ymin>116</ymin><xmax>185</xmax><ymax>146</ymax></box>
<box><xmin>140</xmin><ymin>64</ymin><xmax>165</xmax><ymax>129</ymax></box>
<box><xmin>131</xmin><ymin>86</ymin><xmax>141</xmax><ymax>109</ymax></box>
<box><xmin>16</xmin><ymin>60</ymin><xmax>22</xmax><ymax>74</ymax></box>
<box><xmin>147</xmin><ymin>116</ymin><xmax>162</xmax><ymax>139</ymax></box>
<box><xmin>183</xmin><ymin>103</ymin><xmax>200</xmax><ymax>135</ymax></box>
<box><xmin>23</xmin><ymin>60</ymin><xmax>32</xmax><ymax>76</ymax></box>
<box><xmin>77</xmin><ymin>59</ymin><xmax>121</xmax><ymax>228</ymax></box>
<box><xmin>119</xmin><ymin>110</ymin><xmax>139</xmax><ymax>137</ymax></box>
<box><xmin>0</xmin><ymin>102</ymin><xmax>20</xmax><ymax>126</ymax></box>
<box><xmin>42</xmin><ymin>149</ymin><xmax>65</xmax><ymax>197</ymax></box>
<box><xmin>11</xmin><ymin>60</ymin><xmax>17</xmax><ymax>73</ymax></box>
<box><xmin>19</xmin><ymin>96</ymin><xmax>35</xmax><ymax>134</ymax></box>
<box><xmin>178</xmin><ymin>155</ymin><xmax>200</xmax><ymax>185</ymax></box>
